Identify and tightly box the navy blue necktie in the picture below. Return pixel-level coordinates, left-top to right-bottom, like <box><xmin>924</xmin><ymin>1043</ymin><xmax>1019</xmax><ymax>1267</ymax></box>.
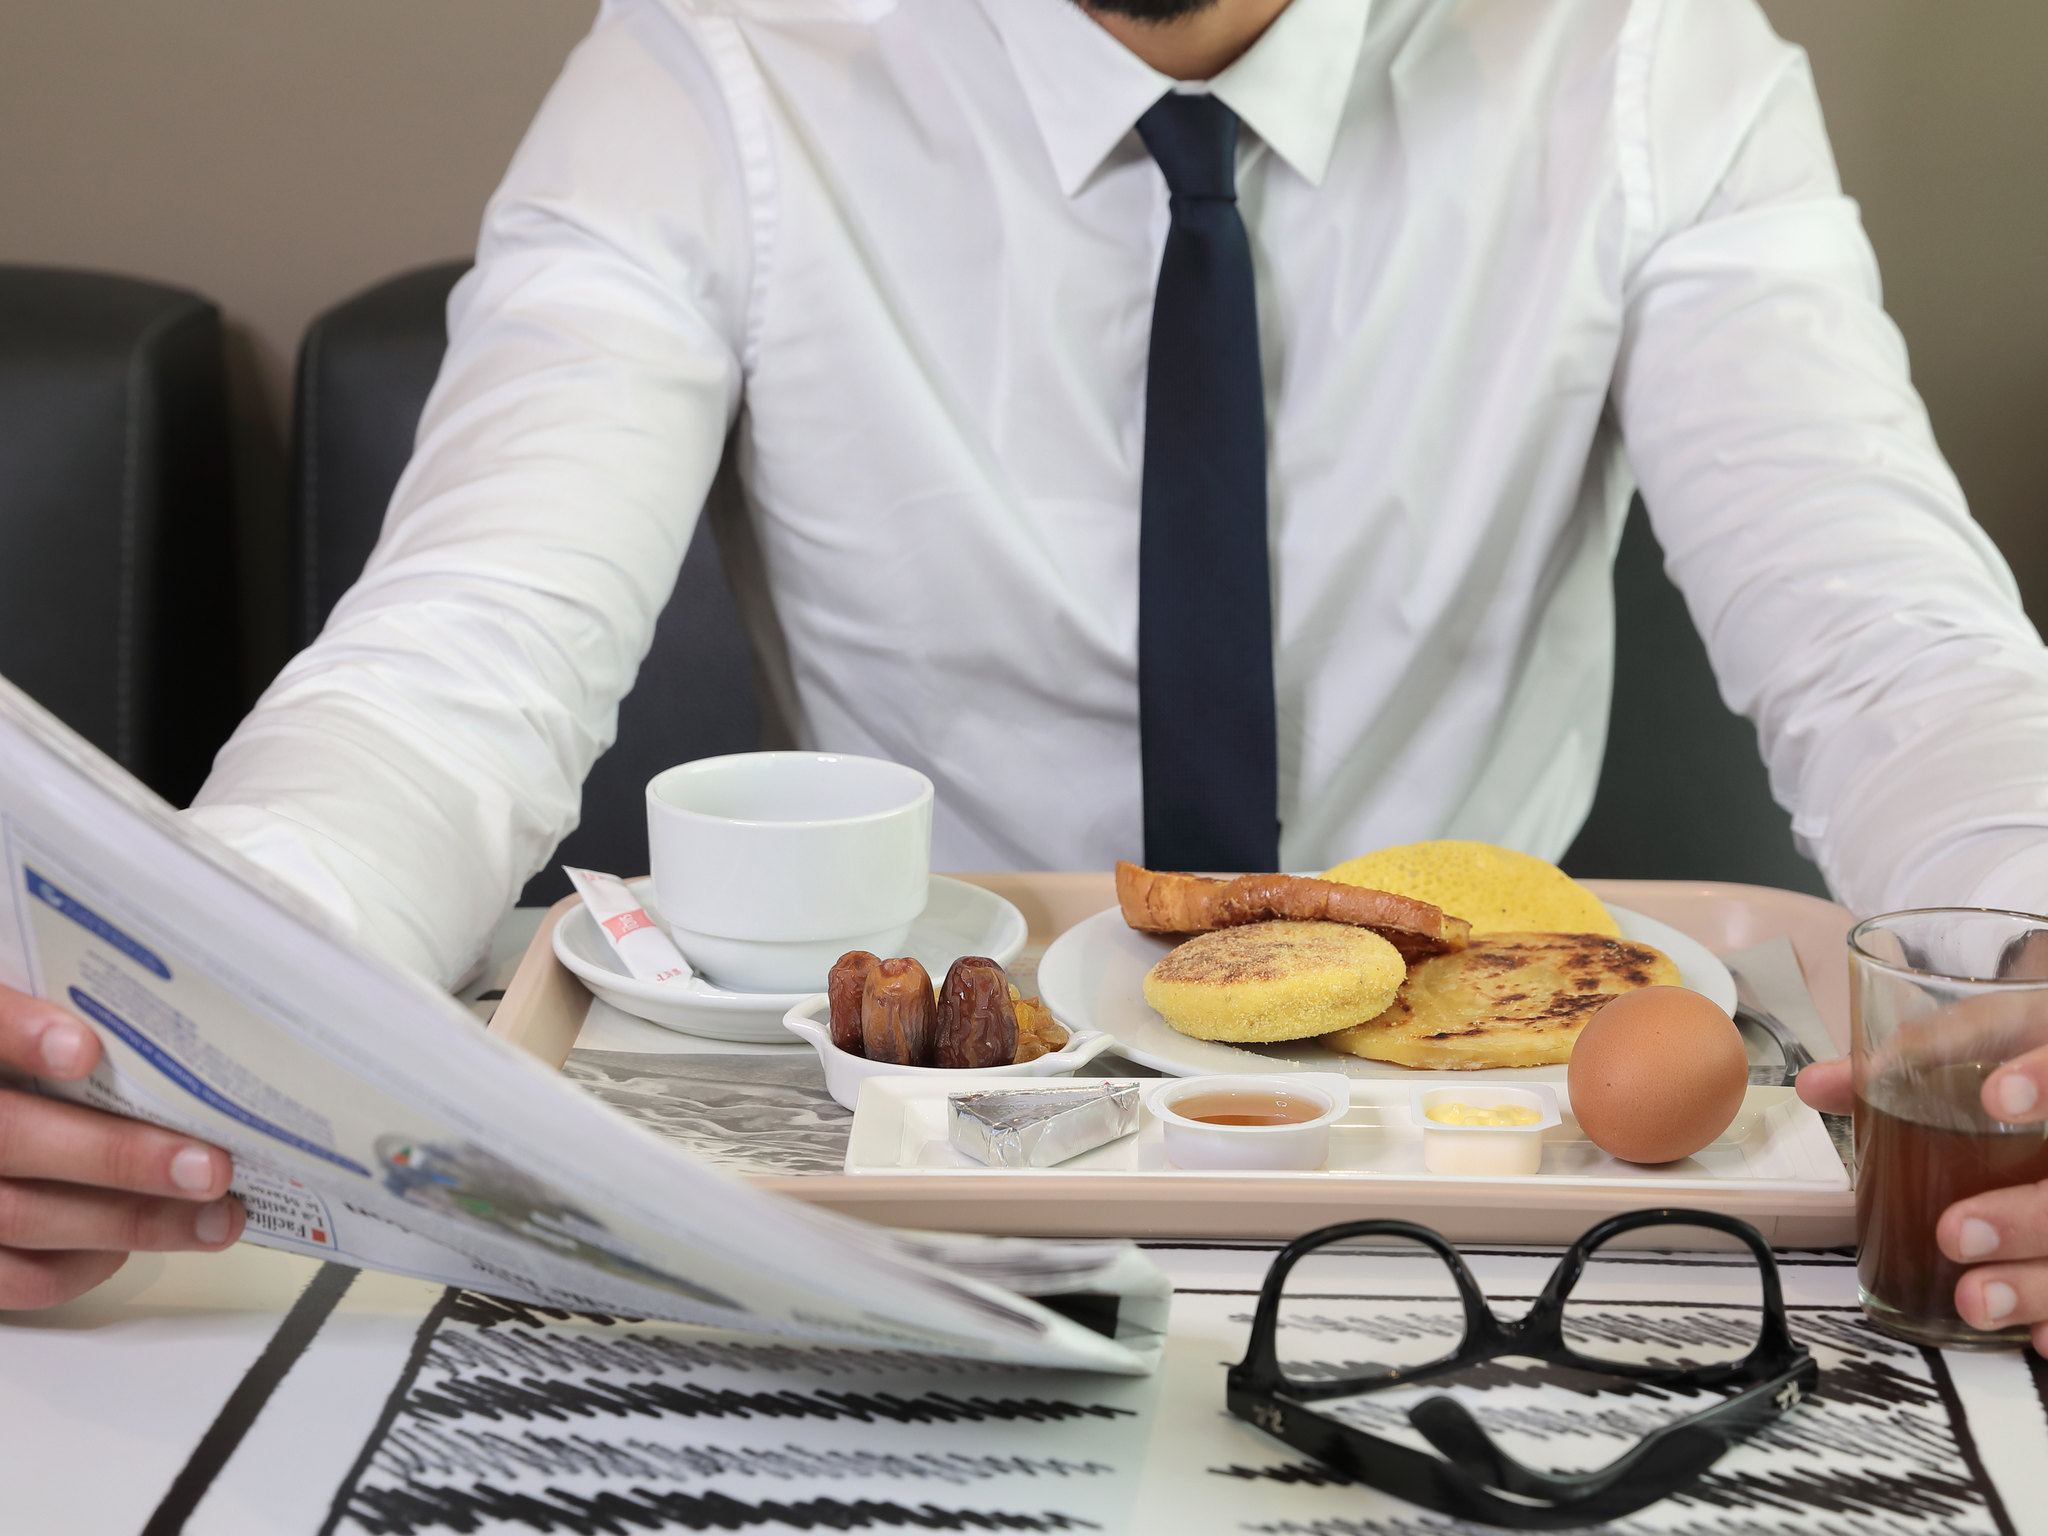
<box><xmin>1135</xmin><ymin>93</ymin><xmax>1279</xmax><ymax>873</ymax></box>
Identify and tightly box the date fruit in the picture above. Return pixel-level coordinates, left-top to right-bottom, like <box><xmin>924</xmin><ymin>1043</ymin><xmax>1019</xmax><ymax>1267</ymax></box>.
<box><xmin>828</xmin><ymin>951</ymin><xmax>881</xmax><ymax>1056</ymax></box>
<box><xmin>935</xmin><ymin>956</ymin><xmax>1020</xmax><ymax>1069</ymax></box>
<box><xmin>862</xmin><ymin>957</ymin><xmax>937</xmax><ymax>1066</ymax></box>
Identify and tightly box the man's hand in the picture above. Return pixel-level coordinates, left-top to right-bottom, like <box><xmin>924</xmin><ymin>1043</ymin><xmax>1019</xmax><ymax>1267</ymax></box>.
<box><xmin>0</xmin><ymin>985</ymin><xmax>243</xmax><ymax>1309</ymax></box>
<box><xmin>1799</xmin><ymin>1052</ymin><xmax>2048</xmax><ymax>1349</ymax></box>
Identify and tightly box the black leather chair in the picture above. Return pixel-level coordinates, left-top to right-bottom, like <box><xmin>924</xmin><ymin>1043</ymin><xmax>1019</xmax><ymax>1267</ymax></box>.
<box><xmin>0</xmin><ymin>266</ymin><xmax>243</xmax><ymax>808</ymax></box>
<box><xmin>1562</xmin><ymin>507</ymin><xmax>1826</xmax><ymax>896</ymax></box>
<box><xmin>294</xmin><ymin>263</ymin><xmax>1826</xmax><ymax>902</ymax></box>
<box><xmin>293</xmin><ymin>264</ymin><xmax>468</xmax><ymax>648</ymax></box>
<box><xmin>292</xmin><ymin>264</ymin><xmax>763</xmax><ymax>905</ymax></box>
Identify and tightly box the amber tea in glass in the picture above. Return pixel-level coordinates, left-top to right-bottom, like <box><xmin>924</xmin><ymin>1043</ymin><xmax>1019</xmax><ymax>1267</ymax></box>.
<box><xmin>1850</xmin><ymin>910</ymin><xmax>2048</xmax><ymax>1349</ymax></box>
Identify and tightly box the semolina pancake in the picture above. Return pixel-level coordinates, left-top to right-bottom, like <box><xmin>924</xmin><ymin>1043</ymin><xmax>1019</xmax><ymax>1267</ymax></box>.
<box><xmin>1322</xmin><ymin>931</ymin><xmax>1679</xmax><ymax>1069</ymax></box>
<box><xmin>1321</xmin><ymin>840</ymin><xmax>1619</xmax><ymax>938</ymax></box>
<box><xmin>1143</xmin><ymin>921</ymin><xmax>1406</xmax><ymax>1043</ymax></box>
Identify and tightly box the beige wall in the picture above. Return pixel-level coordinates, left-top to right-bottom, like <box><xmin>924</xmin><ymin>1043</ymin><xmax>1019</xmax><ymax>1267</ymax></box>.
<box><xmin>2</xmin><ymin>0</ymin><xmax>2044</xmax><ymax>647</ymax></box>
<box><xmin>0</xmin><ymin>0</ymin><xmax>597</xmax><ymax>418</ymax></box>
<box><xmin>0</xmin><ymin>0</ymin><xmax>598</xmax><ymax>683</ymax></box>
<box><xmin>1763</xmin><ymin>0</ymin><xmax>2048</xmax><ymax>623</ymax></box>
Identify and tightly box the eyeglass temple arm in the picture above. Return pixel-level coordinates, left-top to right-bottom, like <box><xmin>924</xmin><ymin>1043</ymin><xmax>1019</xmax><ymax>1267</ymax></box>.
<box><xmin>1409</xmin><ymin>1393</ymin><xmax>1733</xmax><ymax>1503</ymax></box>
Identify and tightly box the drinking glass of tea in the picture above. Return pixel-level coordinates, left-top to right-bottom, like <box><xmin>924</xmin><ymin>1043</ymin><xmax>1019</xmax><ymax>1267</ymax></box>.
<box><xmin>1851</xmin><ymin>908</ymin><xmax>2048</xmax><ymax>1349</ymax></box>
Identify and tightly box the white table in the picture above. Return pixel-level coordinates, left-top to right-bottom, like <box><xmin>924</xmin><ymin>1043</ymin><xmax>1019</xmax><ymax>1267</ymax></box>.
<box><xmin>6</xmin><ymin>895</ymin><xmax>2045</xmax><ymax>1535</ymax></box>
<box><xmin>6</xmin><ymin>1228</ymin><xmax>2046</xmax><ymax>1534</ymax></box>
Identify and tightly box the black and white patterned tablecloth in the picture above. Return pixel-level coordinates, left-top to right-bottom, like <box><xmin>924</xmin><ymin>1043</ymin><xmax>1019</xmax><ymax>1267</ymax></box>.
<box><xmin>293</xmin><ymin>1245</ymin><xmax>2045</xmax><ymax>1536</ymax></box>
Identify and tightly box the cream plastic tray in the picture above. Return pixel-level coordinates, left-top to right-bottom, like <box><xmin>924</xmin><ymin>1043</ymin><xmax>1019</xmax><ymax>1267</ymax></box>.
<box><xmin>847</xmin><ymin>1077</ymin><xmax>1848</xmax><ymax>1191</ymax></box>
<box><xmin>492</xmin><ymin>874</ymin><xmax>1859</xmax><ymax>1245</ymax></box>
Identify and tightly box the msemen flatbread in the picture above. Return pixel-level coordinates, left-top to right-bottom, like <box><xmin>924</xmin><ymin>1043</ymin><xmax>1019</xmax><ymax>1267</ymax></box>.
<box><xmin>1322</xmin><ymin>841</ymin><xmax>1620</xmax><ymax>938</ymax></box>
<box><xmin>1144</xmin><ymin>921</ymin><xmax>1405</xmax><ymax>1043</ymax></box>
<box><xmin>1322</xmin><ymin>931</ymin><xmax>1679</xmax><ymax>1069</ymax></box>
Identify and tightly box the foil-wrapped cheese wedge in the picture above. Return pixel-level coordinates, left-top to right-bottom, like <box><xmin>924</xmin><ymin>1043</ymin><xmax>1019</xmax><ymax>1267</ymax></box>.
<box><xmin>947</xmin><ymin>1084</ymin><xmax>1141</xmax><ymax>1169</ymax></box>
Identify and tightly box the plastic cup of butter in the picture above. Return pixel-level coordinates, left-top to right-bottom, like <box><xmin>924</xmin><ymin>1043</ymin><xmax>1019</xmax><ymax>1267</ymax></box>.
<box><xmin>1409</xmin><ymin>1083</ymin><xmax>1562</xmax><ymax>1176</ymax></box>
<box><xmin>1145</xmin><ymin>1074</ymin><xmax>1351</xmax><ymax>1171</ymax></box>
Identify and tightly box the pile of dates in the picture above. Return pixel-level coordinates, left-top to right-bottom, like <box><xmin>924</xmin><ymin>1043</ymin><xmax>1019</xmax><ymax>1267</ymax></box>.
<box><xmin>827</xmin><ymin>952</ymin><xmax>1071</xmax><ymax>1068</ymax></box>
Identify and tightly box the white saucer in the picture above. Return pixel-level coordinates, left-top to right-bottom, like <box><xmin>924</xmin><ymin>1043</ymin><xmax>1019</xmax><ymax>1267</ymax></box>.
<box><xmin>554</xmin><ymin>875</ymin><xmax>1028</xmax><ymax>1044</ymax></box>
<box><xmin>1037</xmin><ymin>903</ymin><xmax>1738</xmax><ymax>1081</ymax></box>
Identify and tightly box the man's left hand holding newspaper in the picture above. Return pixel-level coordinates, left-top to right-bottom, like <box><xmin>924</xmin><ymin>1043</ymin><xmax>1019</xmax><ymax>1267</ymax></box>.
<box><xmin>0</xmin><ymin>984</ymin><xmax>243</xmax><ymax>1307</ymax></box>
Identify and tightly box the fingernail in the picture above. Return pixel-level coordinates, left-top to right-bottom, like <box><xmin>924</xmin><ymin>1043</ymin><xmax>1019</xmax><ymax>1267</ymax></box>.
<box><xmin>1996</xmin><ymin>1073</ymin><xmax>2039</xmax><ymax>1120</ymax></box>
<box><xmin>1982</xmin><ymin>1281</ymin><xmax>2019</xmax><ymax>1323</ymax></box>
<box><xmin>170</xmin><ymin>1146</ymin><xmax>217</xmax><ymax>1193</ymax></box>
<box><xmin>1960</xmin><ymin>1217</ymin><xmax>2001</xmax><ymax>1259</ymax></box>
<box><xmin>193</xmin><ymin>1199</ymin><xmax>235</xmax><ymax>1246</ymax></box>
<box><xmin>37</xmin><ymin>1020</ymin><xmax>90</xmax><ymax>1076</ymax></box>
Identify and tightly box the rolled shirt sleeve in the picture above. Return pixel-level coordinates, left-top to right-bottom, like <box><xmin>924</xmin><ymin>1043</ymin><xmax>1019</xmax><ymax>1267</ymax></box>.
<box><xmin>1614</xmin><ymin>0</ymin><xmax>2048</xmax><ymax>920</ymax></box>
<box><xmin>188</xmin><ymin>4</ymin><xmax>751</xmax><ymax>986</ymax></box>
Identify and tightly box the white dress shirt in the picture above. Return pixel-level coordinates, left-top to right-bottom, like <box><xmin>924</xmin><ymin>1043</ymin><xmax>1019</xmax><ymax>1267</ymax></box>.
<box><xmin>190</xmin><ymin>0</ymin><xmax>2048</xmax><ymax>987</ymax></box>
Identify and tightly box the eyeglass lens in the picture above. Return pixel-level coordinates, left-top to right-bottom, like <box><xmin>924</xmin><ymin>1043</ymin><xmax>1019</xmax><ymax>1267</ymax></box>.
<box><xmin>1559</xmin><ymin>1221</ymin><xmax>1768</xmax><ymax>1372</ymax></box>
<box><xmin>1272</xmin><ymin>1233</ymin><xmax>1466</xmax><ymax>1387</ymax></box>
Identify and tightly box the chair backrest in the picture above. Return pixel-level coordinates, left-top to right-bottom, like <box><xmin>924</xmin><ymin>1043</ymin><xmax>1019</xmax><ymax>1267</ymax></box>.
<box><xmin>292</xmin><ymin>264</ymin><xmax>760</xmax><ymax>905</ymax></box>
<box><xmin>293</xmin><ymin>264</ymin><xmax>465</xmax><ymax>648</ymax></box>
<box><xmin>294</xmin><ymin>263</ymin><xmax>1826</xmax><ymax>899</ymax></box>
<box><xmin>0</xmin><ymin>266</ymin><xmax>243</xmax><ymax>807</ymax></box>
<box><xmin>1561</xmin><ymin>502</ymin><xmax>1826</xmax><ymax>897</ymax></box>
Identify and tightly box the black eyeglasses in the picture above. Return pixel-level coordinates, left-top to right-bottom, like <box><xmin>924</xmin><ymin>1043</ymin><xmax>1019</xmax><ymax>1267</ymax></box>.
<box><xmin>1227</xmin><ymin>1208</ymin><xmax>1818</xmax><ymax>1529</ymax></box>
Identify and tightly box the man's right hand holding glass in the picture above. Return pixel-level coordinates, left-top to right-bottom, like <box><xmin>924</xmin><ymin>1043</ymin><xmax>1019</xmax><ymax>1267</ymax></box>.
<box><xmin>0</xmin><ymin>984</ymin><xmax>243</xmax><ymax>1309</ymax></box>
<box><xmin>1800</xmin><ymin>1051</ymin><xmax>2048</xmax><ymax>1350</ymax></box>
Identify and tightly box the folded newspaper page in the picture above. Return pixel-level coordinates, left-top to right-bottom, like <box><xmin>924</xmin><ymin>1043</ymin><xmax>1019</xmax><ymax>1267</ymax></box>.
<box><xmin>0</xmin><ymin>675</ymin><xmax>1164</xmax><ymax>1374</ymax></box>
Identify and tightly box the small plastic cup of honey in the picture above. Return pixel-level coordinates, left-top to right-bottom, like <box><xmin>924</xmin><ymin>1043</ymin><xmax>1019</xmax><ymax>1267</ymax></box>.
<box><xmin>1146</xmin><ymin>1074</ymin><xmax>1351</xmax><ymax>1171</ymax></box>
<box><xmin>1410</xmin><ymin>1084</ymin><xmax>1561</xmax><ymax>1176</ymax></box>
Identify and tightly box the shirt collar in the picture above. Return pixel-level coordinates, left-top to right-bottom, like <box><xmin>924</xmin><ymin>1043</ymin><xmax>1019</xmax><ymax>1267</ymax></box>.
<box><xmin>983</xmin><ymin>0</ymin><xmax>1373</xmax><ymax>197</ymax></box>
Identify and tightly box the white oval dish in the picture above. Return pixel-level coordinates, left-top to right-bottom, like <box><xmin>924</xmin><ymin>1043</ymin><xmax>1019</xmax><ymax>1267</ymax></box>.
<box><xmin>1411</xmin><ymin>1084</ymin><xmax>1561</xmax><ymax>1176</ymax></box>
<box><xmin>554</xmin><ymin>875</ymin><xmax>1026</xmax><ymax>1044</ymax></box>
<box><xmin>782</xmin><ymin>994</ymin><xmax>1117</xmax><ymax>1111</ymax></box>
<box><xmin>1145</xmin><ymin>1073</ymin><xmax>1352</xmax><ymax>1171</ymax></box>
<box><xmin>1038</xmin><ymin>902</ymin><xmax>1735</xmax><ymax>1081</ymax></box>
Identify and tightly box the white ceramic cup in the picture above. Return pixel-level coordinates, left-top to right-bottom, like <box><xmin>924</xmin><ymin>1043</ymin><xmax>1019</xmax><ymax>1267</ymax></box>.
<box><xmin>647</xmin><ymin>752</ymin><xmax>933</xmax><ymax>992</ymax></box>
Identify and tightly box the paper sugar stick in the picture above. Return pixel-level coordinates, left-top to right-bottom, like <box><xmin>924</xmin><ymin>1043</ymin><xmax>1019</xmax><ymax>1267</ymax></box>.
<box><xmin>563</xmin><ymin>867</ymin><xmax>694</xmax><ymax>984</ymax></box>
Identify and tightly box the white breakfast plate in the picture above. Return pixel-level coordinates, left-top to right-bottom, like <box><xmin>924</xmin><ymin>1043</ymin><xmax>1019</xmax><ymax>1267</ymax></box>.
<box><xmin>1036</xmin><ymin>903</ymin><xmax>1739</xmax><ymax>1081</ymax></box>
<box><xmin>554</xmin><ymin>875</ymin><xmax>1027</xmax><ymax>1044</ymax></box>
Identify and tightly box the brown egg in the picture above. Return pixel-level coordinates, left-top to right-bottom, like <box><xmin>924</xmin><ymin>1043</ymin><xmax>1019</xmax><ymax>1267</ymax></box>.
<box><xmin>1566</xmin><ymin>986</ymin><xmax>1747</xmax><ymax>1164</ymax></box>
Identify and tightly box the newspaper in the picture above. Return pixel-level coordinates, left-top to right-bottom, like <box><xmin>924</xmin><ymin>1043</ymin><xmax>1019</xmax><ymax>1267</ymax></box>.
<box><xmin>0</xmin><ymin>675</ymin><xmax>1164</xmax><ymax>1375</ymax></box>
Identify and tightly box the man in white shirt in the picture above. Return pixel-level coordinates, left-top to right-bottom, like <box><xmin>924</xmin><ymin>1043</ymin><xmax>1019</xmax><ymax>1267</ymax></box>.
<box><xmin>4</xmin><ymin>0</ymin><xmax>2048</xmax><ymax>1332</ymax></box>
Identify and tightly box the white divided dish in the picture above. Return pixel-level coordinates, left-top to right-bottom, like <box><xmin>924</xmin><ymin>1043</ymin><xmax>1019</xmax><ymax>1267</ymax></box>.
<box><xmin>845</xmin><ymin>1076</ymin><xmax>1849</xmax><ymax>1191</ymax></box>
<box><xmin>1036</xmin><ymin>903</ymin><xmax>1738</xmax><ymax>1081</ymax></box>
<box><xmin>553</xmin><ymin>875</ymin><xmax>1027</xmax><ymax>1043</ymax></box>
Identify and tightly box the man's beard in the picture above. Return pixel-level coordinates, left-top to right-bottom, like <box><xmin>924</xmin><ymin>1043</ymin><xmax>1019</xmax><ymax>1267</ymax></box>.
<box><xmin>1081</xmin><ymin>0</ymin><xmax>1224</xmax><ymax>20</ymax></box>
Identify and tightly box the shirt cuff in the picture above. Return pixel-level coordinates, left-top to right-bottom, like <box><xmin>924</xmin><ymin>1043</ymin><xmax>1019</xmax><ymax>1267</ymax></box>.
<box><xmin>1966</xmin><ymin>841</ymin><xmax>2048</xmax><ymax>922</ymax></box>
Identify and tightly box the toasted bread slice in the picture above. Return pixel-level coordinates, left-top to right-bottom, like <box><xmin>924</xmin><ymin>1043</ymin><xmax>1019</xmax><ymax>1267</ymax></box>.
<box><xmin>1116</xmin><ymin>862</ymin><xmax>1228</xmax><ymax>934</ymax></box>
<box><xmin>1143</xmin><ymin>920</ymin><xmax>1405</xmax><ymax>1043</ymax></box>
<box><xmin>1115</xmin><ymin>862</ymin><xmax>1467</xmax><ymax>959</ymax></box>
<box><xmin>1322</xmin><ymin>931</ymin><xmax>1679</xmax><ymax>1069</ymax></box>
